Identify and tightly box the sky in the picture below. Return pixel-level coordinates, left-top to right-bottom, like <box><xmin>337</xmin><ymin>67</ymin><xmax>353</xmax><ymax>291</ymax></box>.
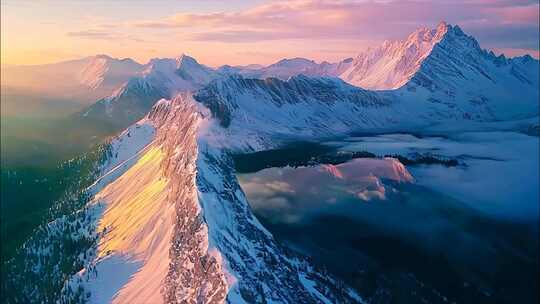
<box><xmin>1</xmin><ymin>0</ymin><xmax>539</xmax><ymax>67</ymax></box>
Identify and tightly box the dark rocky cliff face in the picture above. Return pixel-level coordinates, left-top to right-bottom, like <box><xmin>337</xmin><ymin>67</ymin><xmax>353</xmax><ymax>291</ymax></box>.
<box><xmin>193</xmin><ymin>75</ymin><xmax>393</xmax><ymax>128</ymax></box>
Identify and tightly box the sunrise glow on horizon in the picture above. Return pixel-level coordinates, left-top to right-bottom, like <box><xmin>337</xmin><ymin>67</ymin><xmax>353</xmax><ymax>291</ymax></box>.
<box><xmin>1</xmin><ymin>0</ymin><xmax>539</xmax><ymax>67</ymax></box>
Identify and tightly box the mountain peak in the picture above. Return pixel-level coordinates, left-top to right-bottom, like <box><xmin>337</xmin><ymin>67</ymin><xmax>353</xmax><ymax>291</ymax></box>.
<box><xmin>87</xmin><ymin>54</ymin><xmax>141</xmax><ymax>66</ymax></box>
<box><xmin>436</xmin><ymin>21</ymin><xmax>449</xmax><ymax>33</ymax></box>
<box><xmin>270</xmin><ymin>57</ymin><xmax>316</xmax><ymax>68</ymax></box>
<box><xmin>176</xmin><ymin>53</ymin><xmax>199</xmax><ymax>66</ymax></box>
<box><xmin>340</xmin><ymin>22</ymin><xmax>452</xmax><ymax>90</ymax></box>
<box><xmin>93</xmin><ymin>54</ymin><xmax>113</xmax><ymax>60</ymax></box>
<box><xmin>404</xmin><ymin>21</ymin><xmax>449</xmax><ymax>48</ymax></box>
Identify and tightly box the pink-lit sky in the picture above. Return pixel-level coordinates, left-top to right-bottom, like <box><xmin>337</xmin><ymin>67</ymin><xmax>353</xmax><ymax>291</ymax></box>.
<box><xmin>1</xmin><ymin>0</ymin><xmax>539</xmax><ymax>67</ymax></box>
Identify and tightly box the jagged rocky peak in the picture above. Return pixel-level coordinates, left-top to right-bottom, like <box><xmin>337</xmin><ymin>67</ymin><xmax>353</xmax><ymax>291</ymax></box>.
<box><xmin>339</xmin><ymin>20</ymin><xmax>539</xmax><ymax>91</ymax></box>
<box><xmin>420</xmin><ymin>21</ymin><xmax>536</xmax><ymax>68</ymax></box>
<box><xmin>406</xmin><ymin>21</ymin><xmax>450</xmax><ymax>46</ymax></box>
<box><xmin>340</xmin><ymin>21</ymin><xmax>453</xmax><ymax>90</ymax></box>
<box><xmin>434</xmin><ymin>22</ymin><xmax>483</xmax><ymax>53</ymax></box>
<box><xmin>408</xmin><ymin>21</ymin><xmax>539</xmax><ymax>93</ymax></box>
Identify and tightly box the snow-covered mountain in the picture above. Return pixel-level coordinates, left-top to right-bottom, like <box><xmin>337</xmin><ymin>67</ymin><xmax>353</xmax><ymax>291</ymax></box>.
<box><xmin>78</xmin><ymin>21</ymin><xmax>538</xmax><ymax>131</ymax></box>
<box><xmin>6</xmin><ymin>21</ymin><xmax>539</xmax><ymax>303</ymax></box>
<box><xmin>217</xmin><ymin>63</ymin><xmax>264</xmax><ymax>74</ymax></box>
<box><xmin>219</xmin><ymin>57</ymin><xmax>354</xmax><ymax>81</ymax></box>
<box><xmin>219</xmin><ymin>57</ymin><xmax>319</xmax><ymax>80</ymax></box>
<box><xmin>50</xmin><ymin>95</ymin><xmax>362</xmax><ymax>303</ymax></box>
<box><xmin>224</xmin><ymin>22</ymin><xmax>538</xmax><ymax>102</ymax></box>
<box><xmin>1</xmin><ymin>55</ymin><xmax>144</xmax><ymax>101</ymax></box>
<box><xmin>77</xmin><ymin>54</ymin><xmax>143</xmax><ymax>90</ymax></box>
<box><xmin>55</xmin><ymin>45</ymin><xmax>537</xmax><ymax>300</ymax></box>
<box><xmin>80</xmin><ymin>54</ymin><xmax>219</xmax><ymax>128</ymax></box>
<box><xmin>251</xmin><ymin>57</ymin><xmax>321</xmax><ymax>79</ymax></box>
<box><xmin>193</xmin><ymin>75</ymin><xmax>400</xmax><ymax>150</ymax></box>
<box><xmin>56</xmin><ymin>29</ymin><xmax>537</xmax><ymax>299</ymax></box>
<box><xmin>398</xmin><ymin>22</ymin><xmax>539</xmax><ymax>121</ymax></box>
<box><xmin>340</xmin><ymin>22</ymin><xmax>450</xmax><ymax>89</ymax></box>
<box><xmin>217</xmin><ymin>22</ymin><xmax>539</xmax><ymax>122</ymax></box>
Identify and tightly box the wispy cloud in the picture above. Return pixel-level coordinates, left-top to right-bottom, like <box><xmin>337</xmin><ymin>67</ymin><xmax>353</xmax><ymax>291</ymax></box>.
<box><xmin>39</xmin><ymin>0</ymin><xmax>537</xmax><ymax>65</ymax></box>
<box><xmin>190</xmin><ymin>30</ymin><xmax>331</xmax><ymax>43</ymax></box>
<box><xmin>66</xmin><ymin>30</ymin><xmax>147</xmax><ymax>43</ymax></box>
<box><xmin>3</xmin><ymin>0</ymin><xmax>539</xmax><ymax>66</ymax></box>
<box><xmin>66</xmin><ymin>30</ymin><xmax>117</xmax><ymax>40</ymax></box>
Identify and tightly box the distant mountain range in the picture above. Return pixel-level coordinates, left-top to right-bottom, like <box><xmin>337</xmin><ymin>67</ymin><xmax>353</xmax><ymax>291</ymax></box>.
<box><xmin>74</xmin><ymin>22</ymin><xmax>538</xmax><ymax>132</ymax></box>
<box><xmin>2</xmin><ymin>21</ymin><xmax>537</xmax><ymax>128</ymax></box>
<box><xmin>1</xmin><ymin>54</ymin><xmax>144</xmax><ymax>102</ymax></box>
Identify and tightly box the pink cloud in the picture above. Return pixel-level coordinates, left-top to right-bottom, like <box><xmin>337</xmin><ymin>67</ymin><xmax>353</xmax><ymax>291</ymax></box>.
<box><xmin>130</xmin><ymin>0</ymin><xmax>538</xmax><ymax>50</ymax></box>
<box><xmin>489</xmin><ymin>4</ymin><xmax>540</xmax><ymax>24</ymax></box>
<box><xmin>65</xmin><ymin>0</ymin><xmax>537</xmax><ymax>63</ymax></box>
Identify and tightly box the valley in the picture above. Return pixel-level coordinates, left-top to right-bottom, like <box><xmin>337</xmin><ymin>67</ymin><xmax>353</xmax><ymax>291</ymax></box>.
<box><xmin>237</xmin><ymin>131</ymin><xmax>539</xmax><ymax>303</ymax></box>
